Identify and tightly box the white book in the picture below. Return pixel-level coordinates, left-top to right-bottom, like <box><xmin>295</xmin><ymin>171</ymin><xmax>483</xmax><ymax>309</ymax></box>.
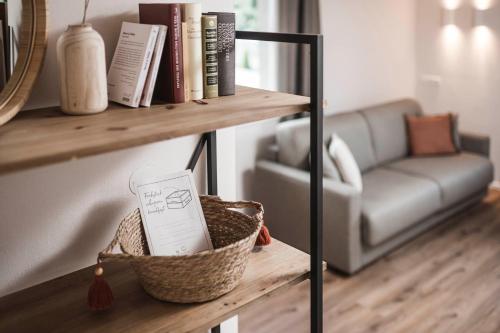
<box><xmin>183</xmin><ymin>3</ymin><xmax>203</xmax><ymax>100</ymax></box>
<box><xmin>140</xmin><ymin>25</ymin><xmax>167</xmax><ymax>107</ymax></box>
<box><xmin>134</xmin><ymin>170</ymin><xmax>213</xmax><ymax>256</ymax></box>
<box><xmin>107</xmin><ymin>22</ymin><xmax>159</xmax><ymax>107</ymax></box>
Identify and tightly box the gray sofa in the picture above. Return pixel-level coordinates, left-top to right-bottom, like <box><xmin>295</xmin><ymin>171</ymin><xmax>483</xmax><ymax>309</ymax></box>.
<box><xmin>254</xmin><ymin>99</ymin><xmax>494</xmax><ymax>274</ymax></box>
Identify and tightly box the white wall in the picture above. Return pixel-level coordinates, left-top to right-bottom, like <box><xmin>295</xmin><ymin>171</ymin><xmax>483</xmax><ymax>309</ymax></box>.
<box><xmin>416</xmin><ymin>0</ymin><xmax>500</xmax><ymax>179</ymax></box>
<box><xmin>0</xmin><ymin>0</ymin><xmax>235</xmax><ymax>302</ymax></box>
<box><xmin>321</xmin><ymin>0</ymin><xmax>417</xmax><ymax>112</ymax></box>
<box><xmin>235</xmin><ymin>0</ymin><xmax>417</xmax><ymax>200</ymax></box>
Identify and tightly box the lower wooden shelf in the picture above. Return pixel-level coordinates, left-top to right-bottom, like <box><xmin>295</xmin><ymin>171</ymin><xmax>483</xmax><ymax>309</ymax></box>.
<box><xmin>0</xmin><ymin>239</ymin><xmax>313</xmax><ymax>333</ymax></box>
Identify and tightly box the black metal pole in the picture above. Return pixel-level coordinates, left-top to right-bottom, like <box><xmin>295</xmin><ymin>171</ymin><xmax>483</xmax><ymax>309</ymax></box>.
<box><xmin>236</xmin><ymin>30</ymin><xmax>324</xmax><ymax>333</ymax></box>
<box><xmin>309</xmin><ymin>35</ymin><xmax>324</xmax><ymax>333</ymax></box>
<box><xmin>207</xmin><ymin>131</ymin><xmax>218</xmax><ymax>195</ymax></box>
<box><xmin>186</xmin><ymin>134</ymin><xmax>208</xmax><ymax>171</ymax></box>
<box><xmin>207</xmin><ymin>130</ymin><xmax>219</xmax><ymax>333</ymax></box>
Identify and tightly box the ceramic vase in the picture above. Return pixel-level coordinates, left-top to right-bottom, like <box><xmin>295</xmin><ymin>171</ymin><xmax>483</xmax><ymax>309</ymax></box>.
<box><xmin>57</xmin><ymin>24</ymin><xmax>108</xmax><ymax>115</ymax></box>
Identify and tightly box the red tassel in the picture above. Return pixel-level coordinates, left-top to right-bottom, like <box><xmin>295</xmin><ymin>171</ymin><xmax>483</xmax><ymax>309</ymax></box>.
<box><xmin>88</xmin><ymin>265</ymin><xmax>113</xmax><ymax>311</ymax></box>
<box><xmin>256</xmin><ymin>225</ymin><xmax>272</xmax><ymax>246</ymax></box>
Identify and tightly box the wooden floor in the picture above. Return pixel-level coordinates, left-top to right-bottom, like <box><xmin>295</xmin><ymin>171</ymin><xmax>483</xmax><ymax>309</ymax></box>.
<box><xmin>239</xmin><ymin>190</ymin><xmax>500</xmax><ymax>333</ymax></box>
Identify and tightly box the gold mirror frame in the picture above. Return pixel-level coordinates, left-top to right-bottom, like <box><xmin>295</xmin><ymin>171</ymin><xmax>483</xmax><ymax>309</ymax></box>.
<box><xmin>0</xmin><ymin>0</ymin><xmax>47</xmax><ymax>126</ymax></box>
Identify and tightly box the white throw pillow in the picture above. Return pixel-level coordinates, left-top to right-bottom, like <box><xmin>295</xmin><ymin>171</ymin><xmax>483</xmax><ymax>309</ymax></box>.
<box><xmin>328</xmin><ymin>134</ymin><xmax>363</xmax><ymax>192</ymax></box>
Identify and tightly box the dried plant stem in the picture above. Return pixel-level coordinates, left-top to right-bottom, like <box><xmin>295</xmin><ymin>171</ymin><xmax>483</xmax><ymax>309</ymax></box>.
<box><xmin>82</xmin><ymin>0</ymin><xmax>90</xmax><ymax>25</ymax></box>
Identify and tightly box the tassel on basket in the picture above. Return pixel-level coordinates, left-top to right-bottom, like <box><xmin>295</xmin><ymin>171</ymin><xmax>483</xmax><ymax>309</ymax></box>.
<box><xmin>256</xmin><ymin>225</ymin><xmax>271</xmax><ymax>246</ymax></box>
<box><xmin>88</xmin><ymin>263</ymin><xmax>113</xmax><ymax>311</ymax></box>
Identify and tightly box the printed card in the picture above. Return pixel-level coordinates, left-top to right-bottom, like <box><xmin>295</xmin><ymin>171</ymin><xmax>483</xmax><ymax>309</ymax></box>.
<box><xmin>134</xmin><ymin>170</ymin><xmax>213</xmax><ymax>256</ymax></box>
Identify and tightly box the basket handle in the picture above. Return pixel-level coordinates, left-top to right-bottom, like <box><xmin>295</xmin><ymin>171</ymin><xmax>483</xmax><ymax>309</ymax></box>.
<box><xmin>98</xmin><ymin>196</ymin><xmax>264</xmax><ymax>262</ymax></box>
<box><xmin>97</xmin><ymin>222</ymin><xmax>134</xmax><ymax>262</ymax></box>
<box><xmin>201</xmin><ymin>195</ymin><xmax>264</xmax><ymax>222</ymax></box>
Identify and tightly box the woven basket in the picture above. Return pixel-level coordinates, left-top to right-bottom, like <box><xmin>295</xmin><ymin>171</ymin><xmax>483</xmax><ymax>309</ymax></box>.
<box><xmin>98</xmin><ymin>195</ymin><xmax>264</xmax><ymax>303</ymax></box>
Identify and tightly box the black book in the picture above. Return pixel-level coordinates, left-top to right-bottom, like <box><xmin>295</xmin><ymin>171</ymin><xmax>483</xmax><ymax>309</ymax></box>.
<box><xmin>207</xmin><ymin>12</ymin><xmax>235</xmax><ymax>96</ymax></box>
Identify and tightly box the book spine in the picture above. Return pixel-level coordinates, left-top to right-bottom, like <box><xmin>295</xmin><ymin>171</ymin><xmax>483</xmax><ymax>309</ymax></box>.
<box><xmin>210</xmin><ymin>12</ymin><xmax>235</xmax><ymax>96</ymax></box>
<box><xmin>183</xmin><ymin>4</ymin><xmax>203</xmax><ymax>100</ymax></box>
<box><xmin>202</xmin><ymin>15</ymin><xmax>218</xmax><ymax>99</ymax></box>
<box><xmin>182</xmin><ymin>22</ymin><xmax>190</xmax><ymax>102</ymax></box>
<box><xmin>139</xmin><ymin>4</ymin><xmax>184</xmax><ymax>103</ymax></box>
<box><xmin>140</xmin><ymin>25</ymin><xmax>167</xmax><ymax>107</ymax></box>
<box><xmin>171</xmin><ymin>5</ymin><xmax>185</xmax><ymax>103</ymax></box>
<box><xmin>132</xmin><ymin>26</ymin><xmax>159</xmax><ymax>107</ymax></box>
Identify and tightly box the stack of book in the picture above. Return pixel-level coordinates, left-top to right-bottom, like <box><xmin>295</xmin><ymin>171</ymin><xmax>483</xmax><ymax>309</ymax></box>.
<box><xmin>108</xmin><ymin>3</ymin><xmax>235</xmax><ymax>107</ymax></box>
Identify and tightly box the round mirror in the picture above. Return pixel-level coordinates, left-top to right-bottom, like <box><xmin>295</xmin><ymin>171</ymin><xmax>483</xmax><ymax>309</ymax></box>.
<box><xmin>0</xmin><ymin>0</ymin><xmax>47</xmax><ymax>126</ymax></box>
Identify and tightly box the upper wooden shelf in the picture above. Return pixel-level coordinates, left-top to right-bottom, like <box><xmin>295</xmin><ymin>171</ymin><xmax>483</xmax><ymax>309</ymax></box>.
<box><xmin>0</xmin><ymin>86</ymin><xmax>309</xmax><ymax>175</ymax></box>
<box><xmin>0</xmin><ymin>239</ymin><xmax>312</xmax><ymax>333</ymax></box>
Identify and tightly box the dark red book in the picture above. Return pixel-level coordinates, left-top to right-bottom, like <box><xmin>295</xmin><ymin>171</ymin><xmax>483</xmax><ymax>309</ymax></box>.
<box><xmin>139</xmin><ymin>3</ymin><xmax>184</xmax><ymax>103</ymax></box>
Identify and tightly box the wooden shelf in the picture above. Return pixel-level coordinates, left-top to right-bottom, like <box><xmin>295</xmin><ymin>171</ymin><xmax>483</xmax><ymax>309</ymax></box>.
<box><xmin>0</xmin><ymin>86</ymin><xmax>309</xmax><ymax>175</ymax></box>
<box><xmin>0</xmin><ymin>239</ymin><xmax>314</xmax><ymax>333</ymax></box>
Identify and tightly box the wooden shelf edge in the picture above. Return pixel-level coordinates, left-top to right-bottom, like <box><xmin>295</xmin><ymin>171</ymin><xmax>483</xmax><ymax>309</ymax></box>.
<box><xmin>0</xmin><ymin>86</ymin><xmax>310</xmax><ymax>176</ymax></box>
<box><xmin>0</xmin><ymin>239</ymin><xmax>317</xmax><ymax>333</ymax></box>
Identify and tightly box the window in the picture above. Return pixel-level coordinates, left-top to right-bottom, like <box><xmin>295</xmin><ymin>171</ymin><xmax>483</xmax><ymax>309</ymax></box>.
<box><xmin>235</xmin><ymin>0</ymin><xmax>278</xmax><ymax>90</ymax></box>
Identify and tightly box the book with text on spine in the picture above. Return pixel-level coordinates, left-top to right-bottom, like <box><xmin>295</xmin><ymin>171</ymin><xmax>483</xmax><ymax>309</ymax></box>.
<box><xmin>139</xmin><ymin>3</ymin><xmax>185</xmax><ymax>103</ymax></box>
<box><xmin>207</xmin><ymin>12</ymin><xmax>235</xmax><ymax>96</ymax></box>
<box><xmin>182</xmin><ymin>3</ymin><xmax>203</xmax><ymax>100</ymax></box>
<box><xmin>107</xmin><ymin>22</ymin><xmax>159</xmax><ymax>108</ymax></box>
<box><xmin>202</xmin><ymin>15</ymin><xmax>218</xmax><ymax>99</ymax></box>
<box><xmin>182</xmin><ymin>22</ymin><xmax>190</xmax><ymax>102</ymax></box>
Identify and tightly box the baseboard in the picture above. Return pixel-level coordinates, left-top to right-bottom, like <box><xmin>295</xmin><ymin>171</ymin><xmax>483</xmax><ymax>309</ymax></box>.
<box><xmin>490</xmin><ymin>180</ymin><xmax>500</xmax><ymax>190</ymax></box>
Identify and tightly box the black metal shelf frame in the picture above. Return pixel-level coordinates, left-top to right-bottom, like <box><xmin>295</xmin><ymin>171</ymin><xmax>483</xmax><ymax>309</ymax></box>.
<box><xmin>187</xmin><ymin>31</ymin><xmax>324</xmax><ymax>333</ymax></box>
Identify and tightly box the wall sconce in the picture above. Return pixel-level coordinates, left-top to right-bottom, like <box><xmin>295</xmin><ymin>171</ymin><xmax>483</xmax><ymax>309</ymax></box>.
<box><xmin>442</xmin><ymin>9</ymin><xmax>457</xmax><ymax>26</ymax></box>
<box><xmin>474</xmin><ymin>0</ymin><xmax>492</xmax><ymax>10</ymax></box>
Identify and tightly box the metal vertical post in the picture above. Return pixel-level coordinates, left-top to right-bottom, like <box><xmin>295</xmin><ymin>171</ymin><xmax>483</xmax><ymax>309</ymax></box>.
<box><xmin>207</xmin><ymin>130</ymin><xmax>219</xmax><ymax>333</ymax></box>
<box><xmin>210</xmin><ymin>30</ymin><xmax>323</xmax><ymax>333</ymax></box>
<box><xmin>207</xmin><ymin>131</ymin><xmax>218</xmax><ymax>195</ymax></box>
<box><xmin>309</xmin><ymin>35</ymin><xmax>324</xmax><ymax>333</ymax></box>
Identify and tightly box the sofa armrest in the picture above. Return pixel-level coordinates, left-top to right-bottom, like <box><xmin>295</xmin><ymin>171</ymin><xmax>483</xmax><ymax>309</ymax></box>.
<box><xmin>460</xmin><ymin>132</ymin><xmax>490</xmax><ymax>157</ymax></box>
<box><xmin>254</xmin><ymin>160</ymin><xmax>363</xmax><ymax>274</ymax></box>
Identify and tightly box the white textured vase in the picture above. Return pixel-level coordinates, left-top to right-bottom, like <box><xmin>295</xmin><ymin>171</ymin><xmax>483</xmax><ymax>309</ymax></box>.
<box><xmin>57</xmin><ymin>24</ymin><xmax>108</xmax><ymax>115</ymax></box>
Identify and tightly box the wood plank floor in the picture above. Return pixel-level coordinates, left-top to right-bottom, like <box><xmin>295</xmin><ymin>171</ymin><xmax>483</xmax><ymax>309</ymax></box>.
<box><xmin>239</xmin><ymin>190</ymin><xmax>500</xmax><ymax>333</ymax></box>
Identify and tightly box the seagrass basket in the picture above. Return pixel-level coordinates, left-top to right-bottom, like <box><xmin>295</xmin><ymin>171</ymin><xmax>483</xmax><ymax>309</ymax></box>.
<box><xmin>98</xmin><ymin>195</ymin><xmax>263</xmax><ymax>303</ymax></box>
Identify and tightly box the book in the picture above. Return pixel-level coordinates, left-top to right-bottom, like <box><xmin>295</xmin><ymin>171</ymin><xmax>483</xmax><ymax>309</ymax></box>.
<box><xmin>139</xmin><ymin>3</ymin><xmax>185</xmax><ymax>103</ymax></box>
<box><xmin>202</xmin><ymin>15</ymin><xmax>218</xmax><ymax>99</ymax></box>
<box><xmin>207</xmin><ymin>12</ymin><xmax>235</xmax><ymax>96</ymax></box>
<box><xmin>133</xmin><ymin>169</ymin><xmax>213</xmax><ymax>256</ymax></box>
<box><xmin>182</xmin><ymin>22</ymin><xmax>190</xmax><ymax>102</ymax></box>
<box><xmin>140</xmin><ymin>25</ymin><xmax>167</xmax><ymax>107</ymax></box>
<box><xmin>107</xmin><ymin>22</ymin><xmax>159</xmax><ymax>107</ymax></box>
<box><xmin>182</xmin><ymin>3</ymin><xmax>203</xmax><ymax>100</ymax></box>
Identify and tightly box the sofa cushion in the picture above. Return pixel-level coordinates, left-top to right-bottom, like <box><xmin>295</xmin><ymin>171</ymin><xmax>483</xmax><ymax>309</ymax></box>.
<box><xmin>308</xmin><ymin>144</ymin><xmax>342</xmax><ymax>181</ymax></box>
<box><xmin>362</xmin><ymin>168</ymin><xmax>442</xmax><ymax>247</ymax></box>
<box><xmin>386</xmin><ymin>153</ymin><xmax>493</xmax><ymax>207</ymax></box>
<box><xmin>276</xmin><ymin>112</ymin><xmax>377</xmax><ymax>172</ymax></box>
<box><xmin>329</xmin><ymin>134</ymin><xmax>362</xmax><ymax>191</ymax></box>
<box><xmin>406</xmin><ymin>114</ymin><xmax>457</xmax><ymax>156</ymax></box>
<box><xmin>360</xmin><ymin>99</ymin><xmax>422</xmax><ymax>165</ymax></box>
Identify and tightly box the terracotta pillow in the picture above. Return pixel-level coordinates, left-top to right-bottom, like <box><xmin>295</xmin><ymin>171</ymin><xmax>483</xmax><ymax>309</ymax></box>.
<box><xmin>406</xmin><ymin>114</ymin><xmax>457</xmax><ymax>156</ymax></box>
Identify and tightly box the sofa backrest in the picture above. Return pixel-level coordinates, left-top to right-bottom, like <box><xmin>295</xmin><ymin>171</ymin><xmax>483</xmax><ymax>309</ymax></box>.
<box><xmin>276</xmin><ymin>110</ymin><xmax>377</xmax><ymax>172</ymax></box>
<box><xmin>275</xmin><ymin>98</ymin><xmax>422</xmax><ymax>172</ymax></box>
<box><xmin>360</xmin><ymin>99</ymin><xmax>422</xmax><ymax>165</ymax></box>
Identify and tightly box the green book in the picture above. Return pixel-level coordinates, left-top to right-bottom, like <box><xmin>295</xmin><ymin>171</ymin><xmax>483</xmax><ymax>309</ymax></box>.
<box><xmin>202</xmin><ymin>15</ymin><xmax>218</xmax><ymax>99</ymax></box>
